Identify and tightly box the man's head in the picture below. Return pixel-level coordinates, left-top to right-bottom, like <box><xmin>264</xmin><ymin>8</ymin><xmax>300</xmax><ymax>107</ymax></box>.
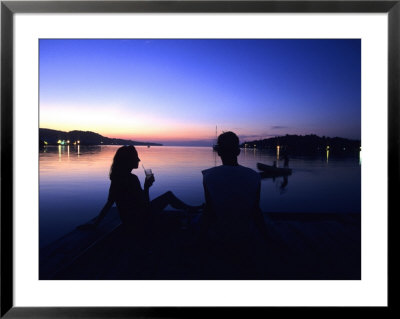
<box><xmin>216</xmin><ymin>131</ymin><xmax>240</xmax><ymax>159</ymax></box>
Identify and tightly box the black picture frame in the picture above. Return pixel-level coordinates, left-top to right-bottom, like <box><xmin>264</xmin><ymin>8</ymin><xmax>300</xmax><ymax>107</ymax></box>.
<box><xmin>1</xmin><ymin>0</ymin><xmax>396</xmax><ymax>317</ymax></box>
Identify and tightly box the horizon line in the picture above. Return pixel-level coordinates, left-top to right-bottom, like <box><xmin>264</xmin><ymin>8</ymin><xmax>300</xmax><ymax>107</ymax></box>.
<box><xmin>39</xmin><ymin>127</ymin><xmax>361</xmax><ymax>144</ymax></box>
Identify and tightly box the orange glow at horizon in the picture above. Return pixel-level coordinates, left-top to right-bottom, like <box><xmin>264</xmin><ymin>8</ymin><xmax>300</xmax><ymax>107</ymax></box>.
<box><xmin>40</xmin><ymin>103</ymin><xmax>217</xmax><ymax>142</ymax></box>
<box><xmin>40</xmin><ymin>123</ymin><xmax>214</xmax><ymax>142</ymax></box>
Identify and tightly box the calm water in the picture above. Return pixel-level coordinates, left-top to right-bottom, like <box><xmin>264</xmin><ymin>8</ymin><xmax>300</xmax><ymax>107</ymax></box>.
<box><xmin>40</xmin><ymin>145</ymin><xmax>361</xmax><ymax>248</ymax></box>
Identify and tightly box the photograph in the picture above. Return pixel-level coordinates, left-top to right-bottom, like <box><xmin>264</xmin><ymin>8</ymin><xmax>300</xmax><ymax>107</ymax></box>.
<box><xmin>38</xmin><ymin>38</ymin><xmax>361</xmax><ymax>280</ymax></box>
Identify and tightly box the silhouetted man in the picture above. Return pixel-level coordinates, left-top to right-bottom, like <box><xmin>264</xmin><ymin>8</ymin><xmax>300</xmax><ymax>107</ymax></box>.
<box><xmin>201</xmin><ymin>131</ymin><xmax>268</xmax><ymax>252</ymax></box>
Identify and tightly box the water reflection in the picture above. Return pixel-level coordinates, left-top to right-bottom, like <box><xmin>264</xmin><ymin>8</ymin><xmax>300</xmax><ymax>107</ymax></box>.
<box><xmin>42</xmin><ymin>145</ymin><xmax>100</xmax><ymax>157</ymax></box>
<box><xmin>277</xmin><ymin>145</ymin><xmax>280</xmax><ymax>162</ymax></box>
<box><xmin>280</xmin><ymin>175</ymin><xmax>289</xmax><ymax>194</ymax></box>
<box><xmin>213</xmin><ymin>148</ymin><xmax>217</xmax><ymax>167</ymax></box>
<box><xmin>260</xmin><ymin>172</ymin><xmax>290</xmax><ymax>194</ymax></box>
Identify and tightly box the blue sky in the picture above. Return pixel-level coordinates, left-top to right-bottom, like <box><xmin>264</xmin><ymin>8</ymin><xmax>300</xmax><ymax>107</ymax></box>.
<box><xmin>40</xmin><ymin>39</ymin><xmax>361</xmax><ymax>145</ymax></box>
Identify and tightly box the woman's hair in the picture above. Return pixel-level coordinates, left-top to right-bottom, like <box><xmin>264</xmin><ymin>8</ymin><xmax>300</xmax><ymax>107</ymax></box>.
<box><xmin>109</xmin><ymin>145</ymin><xmax>138</xmax><ymax>180</ymax></box>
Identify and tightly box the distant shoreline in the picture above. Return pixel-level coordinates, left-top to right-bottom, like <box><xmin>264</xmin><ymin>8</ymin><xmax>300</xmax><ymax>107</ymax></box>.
<box><xmin>240</xmin><ymin>134</ymin><xmax>361</xmax><ymax>155</ymax></box>
<box><xmin>42</xmin><ymin>144</ymin><xmax>214</xmax><ymax>148</ymax></box>
<box><xmin>40</xmin><ymin>128</ymin><xmax>361</xmax><ymax>152</ymax></box>
<box><xmin>39</xmin><ymin>128</ymin><xmax>163</xmax><ymax>147</ymax></box>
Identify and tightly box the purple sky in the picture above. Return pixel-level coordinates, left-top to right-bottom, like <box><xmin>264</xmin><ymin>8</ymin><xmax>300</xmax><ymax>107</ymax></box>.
<box><xmin>40</xmin><ymin>39</ymin><xmax>361</xmax><ymax>146</ymax></box>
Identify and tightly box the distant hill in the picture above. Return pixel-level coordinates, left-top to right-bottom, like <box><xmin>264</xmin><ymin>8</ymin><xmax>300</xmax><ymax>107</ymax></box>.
<box><xmin>39</xmin><ymin>128</ymin><xmax>163</xmax><ymax>146</ymax></box>
<box><xmin>240</xmin><ymin>134</ymin><xmax>361</xmax><ymax>155</ymax></box>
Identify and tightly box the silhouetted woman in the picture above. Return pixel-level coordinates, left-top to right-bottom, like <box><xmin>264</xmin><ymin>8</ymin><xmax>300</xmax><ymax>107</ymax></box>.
<box><xmin>90</xmin><ymin>145</ymin><xmax>202</xmax><ymax>236</ymax></box>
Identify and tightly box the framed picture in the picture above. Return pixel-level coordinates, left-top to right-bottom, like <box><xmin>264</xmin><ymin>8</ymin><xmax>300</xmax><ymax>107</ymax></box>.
<box><xmin>1</xmin><ymin>0</ymin><xmax>396</xmax><ymax>317</ymax></box>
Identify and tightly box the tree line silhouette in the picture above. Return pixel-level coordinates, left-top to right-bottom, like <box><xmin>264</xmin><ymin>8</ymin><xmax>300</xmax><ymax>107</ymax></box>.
<box><xmin>241</xmin><ymin>134</ymin><xmax>361</xmax><ymax>155</ymax></box>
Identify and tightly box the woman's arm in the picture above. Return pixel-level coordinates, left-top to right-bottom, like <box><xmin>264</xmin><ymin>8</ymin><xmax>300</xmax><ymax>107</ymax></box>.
<box><xmin>93</xmin><ymin>181</ymin><xmax>116</xmax><ymax>226</ymax></box>
<box><xmin>128</xmin><ymin>174</ymin><xmax>154</xmax><ymax>213</ymax></box>
<box><xmin>77</xmin><ymin>199</ymin><xmax>114</xmax><ymax>230</ymax></box>
<box><xmin>77</xmin><ymin>182</ymin><xmax>115</xmax><ymax>230</ymax></box>
<box><xmin>93</xmin><ymin>200</ymin><xmax>114</xmax><ymax>226</ymax></box>
<box><xmin>143</xmin><ymin>174</ymin><xmax>155</xmax><ymax>204</ymax></box>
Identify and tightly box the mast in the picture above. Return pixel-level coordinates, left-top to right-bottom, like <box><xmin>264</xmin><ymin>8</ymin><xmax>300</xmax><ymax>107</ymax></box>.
<box><xmin>212</xmin><ymin>126</ymin><xmax>218</xmax><ymax>151</ymax></box>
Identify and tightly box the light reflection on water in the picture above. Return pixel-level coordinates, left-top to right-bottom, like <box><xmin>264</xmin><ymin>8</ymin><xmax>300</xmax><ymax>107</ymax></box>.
<box><xmin>40</xmin><ymin>145</ymin><xmax>361</xmax><ymax>247</ymax></box>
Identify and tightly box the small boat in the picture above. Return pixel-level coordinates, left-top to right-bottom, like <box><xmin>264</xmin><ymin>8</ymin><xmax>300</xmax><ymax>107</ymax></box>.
<box><xmin>257</xmin><ymin>162</ymin><xmax>292</xmax><ymax>177</ymax></box>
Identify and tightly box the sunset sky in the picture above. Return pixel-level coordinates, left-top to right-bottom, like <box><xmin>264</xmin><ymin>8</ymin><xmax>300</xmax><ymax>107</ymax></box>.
<box><xmin>39</xmin><ymin>39</ymin><xmax>361</xmax><ymax>146</ymax></box>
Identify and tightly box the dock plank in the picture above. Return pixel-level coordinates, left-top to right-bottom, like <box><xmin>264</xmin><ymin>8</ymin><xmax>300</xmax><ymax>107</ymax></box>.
<box><xmin>39</xmin><ymin>207</ymin><xmax>121</xmax><ymax>279</ymax></box>
<box><xmin>40</xmin><ymin>211</ymin><xmax>361</xmax><ymax>280</ymax></box>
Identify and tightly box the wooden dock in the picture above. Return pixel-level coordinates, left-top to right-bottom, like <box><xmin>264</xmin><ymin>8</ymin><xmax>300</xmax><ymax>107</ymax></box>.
<box><xmin>40</xmin><ymin>209</ymin><xmax>360</xmax><ymax>280</ymax></box>
<box><xmin>39</xmin><ymin>208</ymin><xmax>121</xmax><ymax>280</ymax></box>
